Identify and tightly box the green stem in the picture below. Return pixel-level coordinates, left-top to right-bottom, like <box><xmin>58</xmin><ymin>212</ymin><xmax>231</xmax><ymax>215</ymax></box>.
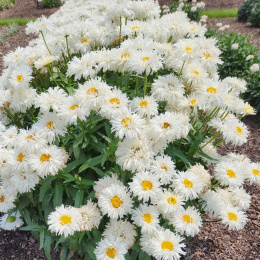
<box><xmin>65</xmin><ymin>35</ymin><xmax>71</xmax><ymax>61</ymax></box>
<box><xmin>135</xmin><ymin>76</ymin><xmax>139</xmax><ymax>96</ymax></box>
<box><xmin>47</xmin><ymin>66</ymin><xmax>59</xmax><ymax>87</ymax></box>
<box><xmin>143</xmin><ymin>71</ymin><xmax>147</xmax><ymax>98</ymax></box>
<box><xmin>178</xmin><ymin>61</ymin><xmax>185</xmax><ymax>77</ymax></box>
<box><xmin>119</xmin><ymin>16</ymin><xmax>122</xmax><ymax>46</ymax></box>
<box><xmin>40</xmin><ymin>30</ymin><xmax>52</xmax><ymax>55</ymax></box>
<box><xmin>200</xmin><ymin>131</ymin><xmax>221</xmax><ymax>149</ymax></box>
<box><xmin>78</xmin><ymin>118</ymin><xmax>85</xmax><ymax>139</ymax></box>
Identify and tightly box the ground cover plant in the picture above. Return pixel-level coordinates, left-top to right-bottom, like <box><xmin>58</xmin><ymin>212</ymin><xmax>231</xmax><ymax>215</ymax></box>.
<box><xmin>237</xmin><ymin>0</ymin><xmax>260</xmax><ymax>27</ymax></box>
<box><xmin>0</xmin><ymin>0</ymin><xmax>15</xmax><ymax>10</ymax></box>
<box><xmin>0</xmin><ymin>0</ymin><xmax>259</xmax><ymax>259</ymax></box>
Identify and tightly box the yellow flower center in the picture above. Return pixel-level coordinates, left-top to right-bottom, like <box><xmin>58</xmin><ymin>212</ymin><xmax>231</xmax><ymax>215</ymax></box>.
<box><xmin>163</xmin><ymin>122</ymin><xmax>170</xmax><ymax>129</ymax></box>
<box><xmin>109</xmin><ymin>98</ymin><xmax>120</xmax><ymax>105</ymax></box>
<box><xmin>142</xmin><ymin>56</ymin><xmax>150</xmax><ymax>62</ymax></box>
<box><xmin>161</xmin><ymin>165</ymin><xmax>167</xmax><ymax>171</ymax></box>
<box><xmin>59</xmin><ymin>215</ymin><xmax>72</xmax><ymax>225</ymax></box>
<box><xmin>16</xmin><ymin>75</ymin><xmax>22</xmax><ymax>82</ymax></box>
<box><xmin>122</xmin><ymin>118</ymin><xmax>132</xmax><ymax>128</ymax></box>
<box><xmin>188</xmin><ymin>99</ymin><xmax>196</xmax><ymax>105</ymax></box>
<box><xmin>86</xmin><ymin>88</ymin><xmax>98</xmax><ymax>95</ymax></box>
<box><xmin>186</xmin><ymin>46</ymin><xmax>192</xmax><ymax>54</ymax></box>
<box><xmin>17</xmin><ymin>153</ymin><xmax>25</xmax><ymax>162</ymax></box>
<box><xmin>252</xmin><ymin>169</ymin><xmax>260</xmax><ymax>176</ymax></box>
<box><xmin>204</xmin><ymin>53</ymin><xmax>212</xmax><ymax>60</ymax></box>
<box><xmin>226</xmin><ymin>169</ymin><xmax>236</xmax><ymax>178</ymax></box>
<box><xmin>161</xmin><ymin>241</ymin><xmax>174</xmax><ymax>251</ymax></box>
<box><xmin>228</xmin><ymin>212</ymin><xmax>237</xmax><ymax>221</ymax></box>
<box><xmin>46</xmin><ymin>121</ymin><xmax>54</xmax><ymax>129</ymax></box>
<box><xmin>191</xmin><ymin>28</ymin><xmax>194</xmax><ymax>31</ymax></box>
<box><xmin>194</xmin><ymin>70</ymin><xmax>199</xmax><ymax>75</ymax></box>
<box><xmin>40</xmin><ymin>154</ymin><xmax>51</xmax><ymax>162</ymax></box>
<box><xmin>139</xmin><ymin>100</ymin><xmax>148</xmax><ymax>107</ymax></box>
<box><xmin>207</xmin><ymin>87</ymin><xmax>217</xmax><ymax>94</ymax></box>
<box><xmin>26</xmin><ymin>135</ymin><xmax>34</xmax><ymax>140</ymax></box>
<box><xmin>0</xmin><ymin>196</ymin><xmax>5</xmax><ymax>202</ymax></box>
<box><xmin>141</xmin><ymin>180</ymin><xmax>153</xmax><ymax>191</ymax></box>
<box><xmin>120</xmin><ymin>53</ymin><xmax>130</xmax><ymax>60</ymax></box>
<box><xmin>183</xmin><ymin>179</ymin><xmax>193</xmax><ymax>188</ymax></box>
<box><xmin>143</xmin><ymin>213</ymin><xmax>152</xmax><ymax>223</ymax></box>
<box><xmin>183</xmin><ymin>215</ymin><xmax>193</xmax><ymax>223</ymax></box>
<box><xmin>111</xmin><ymin>196</ymin><xmax>123</xmax><ymax>208</ymax></box>
<box><xmin>235</xmin><ymin>126</ymin><xmax>243</xmax><ymax>136</ymax></box>
<box><xmin>81</xmin><ymin>38</ymin><xmax>89</xmax><ymax>43</ymax></box>
<box><xmin>167</xmin><ymin>197</ymin><xmax>177</xmax><ymax>205</ymax></box>
<box><xmin>106</xmin><ymin>248</ymin><xmax>117</xmax><ymax>258</ymax></box>
<box><xmin>70</xmin><ymin>105</ymin><xmax>79</xmax><ymax>110</ymax></box>
<box><xmin>168</xmin><ymin>83</ymin><xmax>174</xmax><ymax>87</ymax></box>
<box><xmin>132</xmin><ymin>26</ymin><xmax>140</xmax><ymax>30</ymax></box>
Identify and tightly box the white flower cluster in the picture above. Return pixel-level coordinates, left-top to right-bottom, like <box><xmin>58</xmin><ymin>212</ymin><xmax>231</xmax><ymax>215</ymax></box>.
<box><xmin>0</xmin><ymin>0</ymin><xmax>259</xmax><ymax>259</ymax></box>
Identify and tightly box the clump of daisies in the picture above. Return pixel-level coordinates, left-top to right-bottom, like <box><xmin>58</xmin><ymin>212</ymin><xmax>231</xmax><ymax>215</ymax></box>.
<box><xmin>0</xmin><ymin>0</ymin><xmax>258</xmax><ymax>259</ymax></box>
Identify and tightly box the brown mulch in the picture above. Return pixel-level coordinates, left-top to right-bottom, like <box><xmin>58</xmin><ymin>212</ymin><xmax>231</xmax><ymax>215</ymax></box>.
<box><xmin>207</xmin><ymin>18</ymin><xmax>260</xmax><ymax>49</ymax></box>
<box><xmin>0</xmin><ymin>0</ymin><xmax>59</xmax><ymax>19</ymax></box>
<box><xmin>0</xmin><ymin>0</ymin><xmax>259</xmax><ymax>260</ymax></box>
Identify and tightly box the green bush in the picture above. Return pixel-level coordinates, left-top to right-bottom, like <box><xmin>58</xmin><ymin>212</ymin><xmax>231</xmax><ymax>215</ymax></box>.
<box><xmin>249</xmin><ymin>2</ymin><xmax>260</xmax><ymax>27</ymax></box>
<box><xmin>237</xmin><ymin>0</ymin><xmax>260</xmax><ymax>22</ymax></box>
<box><xmin>40</xmin><ymin>0</ymin><xmax>61</xmax><ymax>8</ymax></box>
<box><xmin>206</xmin><ymin>29</ymin><xmax>260</xmax><ymax>112</ymax></box>
<box><xmin>0</xmin><ymin>0</ymin><xmax>15</xmax><ymax>10</ymax></box>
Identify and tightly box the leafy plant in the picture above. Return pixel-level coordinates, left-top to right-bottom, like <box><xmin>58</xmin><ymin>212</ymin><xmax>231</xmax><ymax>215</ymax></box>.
<box><xmin>40</xmin><ymin>0</ymin><xmax>61</xmax><ymax>8</ymax></box>
<box><xmin>5</xmin><ymin>23</ymin><xmax>18</xmax><ymax>36</ymax></box>
<box><xmin>0</xmin><ymin>0</ymin><xmax>15</xmax><ymax>10</ymax></box>
<box><xmin>0</xmin><ymin>33</ymin><xmax>5</xmax><ymax>44</ymax></box>
<box><xmin>206</xmin><ymin>29</ymin><xmax>260</xmax><ymax>112</ymax></box>
<box><xmin>249</xmin><ymin>2</ymin><xmax>260</xmax><ymax>27</ymax></box>
<box><xmin>237</xmin><ymin>0</ymin><xmax>260</xmax><ymax>24</ymax></box>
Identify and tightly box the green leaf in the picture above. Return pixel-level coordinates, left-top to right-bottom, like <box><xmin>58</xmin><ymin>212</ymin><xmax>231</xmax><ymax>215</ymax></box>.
<box><xmin>86</xmin><ymin>242</ymin><xmax>96</xmax><ymax>260</ymax></box>
<box><xmin>78</xmin><ymin>155</ymin><xmax>103</xmax><ymax>173</ymax></box>
<box><xmin>40</xmin><ymin>229</ymin><xmax>45</xmax><ymax>249</ymax></box>
<box><xmin>197</xmin><ymin>150</ymin><xmax>218</xmax><ymax>161</ymax></box>
<box><xmin>166</xmin><ymin>147</ymin><xmax>190</xmax><ymax>165</ymax></box>
<box><xmin>53</xmin><ymin>181</ymin><xmax>63</xmax><ymax>208</ymax></box>
<box><xmin>62</xmin><ymin>158</ymin><xmax>86</xmax><ymax>174</ymax></box>
<box><xmin>74</xmin><ymin>190</ymin><xmax>84</xmax><ymax>208</ymax></box>
<box><xmin>44</xmin><ymin>235</ymin><xmax>52</xmax><ymax>260</ymax></box>
<box><xmin>92</xmin><ymin>229</ymin><xmax>101</xmax><ymax>243</ymax></box>
<box><xmin>20</xmin><ymin>225</ymin><xmax>43</xmax><ymax>232</ymax></box>
<box><xmin>39</xmin><ymin>176</ymin><xmax>56</xmax><ymax>202</ymax></box>
<box><xmin>187</xmin><ymin>134</ymin><xmax>204</xmax><ymax>157</ymax></box>
<box><xmin>138</xmin><ymin>250</ymin><xmax>150</xmax><ymax>260</ymax></box>
<box><xmin>59</xmin><ymin>246</ymin><xmax>68</xmax><ymax>260</ymax></box>
<box><xmin>55</xmin><ymin>236</ymin><xmax>69</xmax><ymax>250</ymax></box>
<box><xmin>81</xmin><ymin>180</ymin><xmax>95</xmax><ymax>186</ymax></box>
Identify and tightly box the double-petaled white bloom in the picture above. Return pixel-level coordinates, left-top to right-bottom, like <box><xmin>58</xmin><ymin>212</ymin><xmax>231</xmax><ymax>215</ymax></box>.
<box><xmin>0</xmin><ymin>211</ymin><xmax>23</xmax><ymax>230</ymax></box>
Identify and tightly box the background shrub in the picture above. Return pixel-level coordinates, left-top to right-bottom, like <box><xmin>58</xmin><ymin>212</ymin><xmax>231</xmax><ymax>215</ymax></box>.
<box><xmin>206</xmin><ymin>29</ymin><xmax>260</xmax><ymax>112</ymax></box>
<box><xmin>237</xmin><ymin>0</ymin><xmax>260</xmax><ymax>23</ymax></box>
<box><xmin>249</xmin><ymin>2</ymin><xmax>260</xmax><ymax>27</ymax></box>
<box><xmin>0</xmin><ymin>0</ymin><xmax>15</xmax><ymax>10</ymax></box>
<box><xmin>40</xmin><ymin>0</ymin><xmax>61</xmax><ymax>8</ymax></box>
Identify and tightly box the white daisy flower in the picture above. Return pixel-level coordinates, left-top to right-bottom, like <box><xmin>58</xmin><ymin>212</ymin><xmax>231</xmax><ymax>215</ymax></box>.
<box><xmin>0</xmin><ymin>187</ymin><xmax>16</xmax><ymax>213</ymax></box>
<box><xmin>171</xmin><ymin>171</ymin><xmax>203</xmax><ymax>200</ymax></box>
<box><xmin>129</xmin><ymin>171</ymin><xmax>161</xmax><ymax>202</ymax></box>
<box><xmin>1</xmin><ymin>125</ymin><xmax>18</xmax><ymax>149</ymax></box>
<box><xmin>245</xmin><ymin>162</ymin><xmax>260</xmax><ymax>185</ymax></box>
<box><xmin>189</xmin><ymin>164</ymin><xmax>211</xmax><ymax>192</ymax></box>
<box><xmin>170</xmin><ymin>206</ymin><xmax>203</xmax><ymax>237</ymax></box>
<box><xmin>219</xmin><ymin>205</ymin><xmax>247</xmax><ymax>231</ymax></box>
<box><xmin>154</xmin><ymin>189</ymin><xmax>184</xmax><ymax>219</ymax></box>
<box><xmin>9</xmin><ymin>65</ymin><xmax>33</xmax><ymax>89</ymax></box>
<box><xmin>0</xmin><ymin>211</ymin><xmax>23</xmax><ymax>230</ymax></box>
<box><xmin>48</xmin><ymin>204</ymin><xmax>82</xmax><ymax>237</ymax></box>
<box><xmin>94</xmin><ymin>234</ymin><xmax>128</xmax><ymax>260</ymax></box>
<box><xmin>150</xmin><ymin>155</ymin><xmax>177</xmax><ymax>185</ymax></box>
<box><xmin>148</xmin><ymin>228</ymin><xmax>186</xmax><ymax>260</ymax></box>
<box><xmin>131</xmin><ymin>204</ymin><xmax>160</xmax><ymax>234</ymax></box>
<box><xmin>229</xmin><ymin>187</ymin><xmax>251</xmax><ymax>211</ymax></box>
<box><xmin>103</xmin><ymin>219</ymin><xmax>136</xmax><ymax>249</ymax></box>
<box><xmin>130</xmin><ymin>96</ymin><xmax>158</xmax><ymax>118</ymax></box>
<box><xmin>32</xmin><ymin>112</ymin><xmax>67</xmax><ymax>144</ymax></box>
<box><xmin>115</xmin><ymin>137</ymin><xmax>153</xmax><ymax>173</ymax></box>
<box><xmin>98</xmin><ymin>184</ymin><xmax>132</xmax><ymax>219</ymax></box>
<box><xmin>214</xmin><ymin>161</ymin><xmax>244</xmax><ymax>187</ymax></box>
<box><xmin>110</xmin><ymin>109</ymin><xmax>145</xmax><ymax>139</ymax></box>
<box><xmin>78</xmin><ymin>200</ymin><xmax>102</xmax><ymax>231</ymax></box>
<box><xmin>34</xmin><ymin>55</ymin><xmax>57</xmax><ymax>69</ymax></box>
<box><xmin>29</xmin><ymin>145</ymin><xmax>68</xmax><ymax>178</ymax></box>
